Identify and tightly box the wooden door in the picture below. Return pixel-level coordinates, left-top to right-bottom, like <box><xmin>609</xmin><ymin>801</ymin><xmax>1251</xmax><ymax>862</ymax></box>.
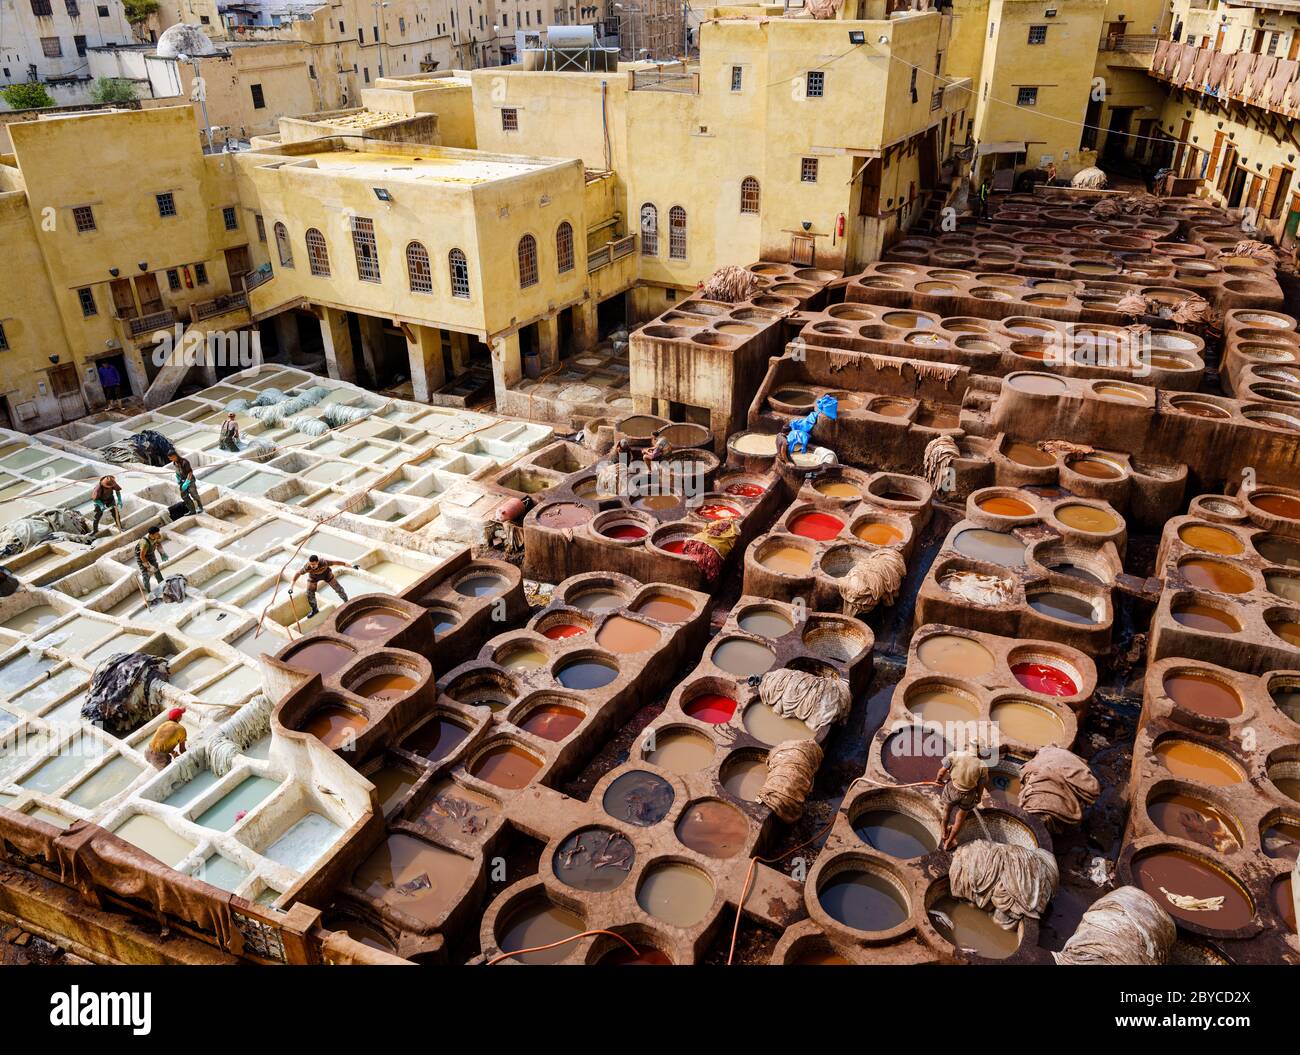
<box><xmin>134</xmin><ymin>272</ymin><xmax>163</xmax><ymax>315</ymax></box>
<box><xmin>1215</xmin><ymin>26</ymin><xmax>1226</xmax><ymax>52</ymax></box>
<box><xmin>1207</xmin><ymin>131</ymin><xmax>1225</xmax><ymax>182</ymax></box>
<box><xmin>790</xmin><ymin>234</ymin><xmax>815</xmax><ymax>266</ymax></box>
<box><xmin>224</xmin><ymin>245</ymin><xmax>252</xmax><ymax>284</ymax></box>
<box><xmin>48</xmin><ymin>364</ymin><xmax>85</xmax><ymax>421</ymax></box>
<box><xmin>110</xmin><ymin>278</ymin><xmax>138</xmax><ymax>319</ymax></box>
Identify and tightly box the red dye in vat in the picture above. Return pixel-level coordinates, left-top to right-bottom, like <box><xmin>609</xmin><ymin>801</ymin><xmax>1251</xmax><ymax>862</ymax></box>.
<box><xmin>603</xmin><ymin>524</ymin><xmax>648</xmax><ymax>540</ymax></box>
<box><xmin>790</xmin><ymin>511</ymin><xmax>845</xmax><ymax>541</ymax></box>
<box><xmin>1011</xmin><ymin>662</ymin><xmax>1077</xmax><ymax>697</ymax></box>
<box><xmin>725</xmin><ymin>483</ymin><xmax>764</xmax><ymax>498</ymax></box>
<box><xmin>684</xmin><ymin>694</ymin><xmax>737</xmax><ymax>724</ymax></box>
<box><xmin>697</xmin><ymin>503</ymin><xmax>741</xmax><ymax>521</ymax></box>
<box><xmin>543</xmin><ymin>624</ymin><xmax>586</xmax><ymax>640</ymax></box>
<box><xmin>661</xmin><ymin>539</ymin><xmax>688</xmax><ymax>554</ymax></box>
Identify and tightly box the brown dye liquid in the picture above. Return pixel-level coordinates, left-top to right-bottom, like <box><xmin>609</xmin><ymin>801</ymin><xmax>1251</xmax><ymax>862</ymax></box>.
<box><xmin>675</xmin><ymin>800</ymin><xmax>749</xmax><ymax>858</ymax></box>
<box><xmin>571</xmin><ymin>589</ymin><xmax>627</xmax><ymax>611</ymax></box>
<box><xmin>722</xmin><ymin>757</ymin><xmax>767</xmax><ymax>800</ymax></box>
<box><xmin>1261</xmin><ymin>820</ymin><xmax>1300</xmax><ymax>862</ymax></box>
<box><xmin>1068</xmin><ymin>457</ymin><xmax>1123</xmax><ymax>480</ymax></box>
<box><xmin>1155</xmin><ymin>740</ymin><xmax>1245</xmax><ymax>786</ymax></box>
<box><xmin>854</xmin><ymin>521</ymin><xmax>904</xmax><ymax>545</ymax></box>
<box><xmin>1179</xmin><ymin>558</ymin><xmax>1254</xmax><ymax>594</ymax></box>
<box><xmin>603</xmin><ymin>770</ymin><xmax>674</xmax><ymax>825</ymax></box>
<box><xmin>930</xmin><ymin>895</ymin><xmax>1020</xmax><ymax>959</ymax></box>
<box><xmin>302</xmin><ymin>704</ymin><xmax>367</xmax><ymax>749</ymax></box>
<box><xmin>1254</xmin><ymin>492</ymin><xmax>1300</xmax><ymax>519</ymax></box>
<box><xmin>1163</xmin><ymin>671</ymin><xmax>1243</xmax><ymax>719</ymax></box>
<box><xmin>1029</xmin><ymin>591</ymin><xmax>1099</xmax><ymax>625</ymax></box>
<box><xmin>552</xmin><ymin>829</ymin><xmax>635</xmax><ymax>892</ymax></box>
<box><xmin>738</xmin><ymin>609</ymin><xmax>794</xmax><ymax>637</ymax></box>
<box><xmin>519</xmin><ymin>704</ymin><xmax>584</xmax><ymax>742</ymax></box>
<box><xmin>743</xmin><ymin>702</ymin><xmax>814</xmax><ymax>745</ymax></box>
<box><xmin>789</xmin><ymin>950</ymin><xmax>852</xmax><ymax>965</ymax></box>
<box><xmin>1147</xmin><ymin>792</ymin><xmax>1241</xmax><ymax>852</ymax></box>
<box><xmin>1172</xmin><ymin>603</ymin><xmax>1240</xmax><ymax>633</ymax></box>
<box><xmin>537</xmin><ymin>502</ymin><xmax>594</xmax><ymax>528</ymax></box>
<box><xmin>596</xmin><ymin>616</ymin><xmax>661</xmax><ymax>654</ymax></box>
<box><xmin>418</xmin><ymin>779</ymin><xmax>500</xmax><ymax>838</ymax></box>
<box><xmin>1266</xmin><ymin>572</ymin><xmax>1300</xmax><ymax>603</ymax></box>
<box><xmin>713</xmin><ymin>638</ymin><xmax>776</xmax><ymax>676</ymax></box>
<box><xmin>1096</xmin><ymin>383</ymin><xmax>1146</xmax><ymax>402</ymax></box>
<box><xmin>1272</xmin><ymin>876</ymin><xmax>1296</xmax><ymax>931</ymax></box>
<box><xmin>471</xmin><ymin>744</ymin><xmax>542</xmax><ymax>789</ymax></box>
<box><xmin>637</xmin><ymin>863</ymin><xmax>714</xmax><ymax>927</ymax></box>
<box><xmin>1274</xmin><ymin>777</ymin><xmax>1300</xmax><ymax>803</ymax></box>
<box><xmin>498</xmin><ymin>902</ymin><xmax>585</xmax><ymax>964</ymax></box>
<box><xmin>370</xmin><ymin>766</ymin><xmax>415</xmax><ymax>814</ymax></box>
<box><xmin>1272</xmin><ymin>620</ymin><xmax>1300</xmax><ymax>647</ymax></box>
<box><xmin>1056</xmin><ymin>504</ymin><xmax>1120</xmax><ymax>533</ymax></box>
<box><xmin>354</xmin><ymin>673</ymin><xmax>417</xmax><ymax>701</ymax></box>
<box><xmin>498</xmin><ymin>645</ymin><xmax>548</xmax><ymax>670</ymax></box>
<box><xmin>1133</xmin><ymin>851</ymin><xmax>1254</xmax><ymax>930</ymax></box>
<box><xmin>1178</xmin><ymin>524</ymin><xmax>1245</xmax><ymax>556</ymax></box>
<box><xmin>284</xmin><ymin>641</ymin><xmax>355</xmax><ymax>676</ymax></box>
<box><xmin>403</xmin><ymin>717</ymin><xmax>469</xmax><ymax>763</ymax></box>
<box><xmin>1272</xmin><ymin>685</ymin><xmax>1300</xmax><ymax>724</ymax></box>
<box><xmin>340</xmin><ymin>610</ymin><xmax>406</xmax><ymax>640</ymax></box>
<box><xmin>916</xmin><ymin>634</ymin><xmax>995</xmax><ymax>677</ymax></box>
<box><xmin>952</xmin><ymin>528</ymin><xmax>1027</xmax><ymax>567</ymax></box>
<box><xmin>600</xmin><ymin>945</ymin><xmax>674</xmax><ymax>965</ymax></box>
<box><xmin>761</xmin><ymin>545</ymin><xmax>813</xmax><ymax>574</ymax></box>
<box><xmin>882</xmin><ymin>729</ymin><xmax>950</xmax><ymax>784</ymax></box>
<box><xmin>335</xmin><ymin>919</ymin><xmax>394</xmax><ymax>952</ymax></box>
<box><xmin>815</xmin><ymin>480</ymin><xmax>863</xmax><ymax>499</ymax></box>
<box><xmin>819</xmin><ymin>870</ymin><xmax>909</xmax><ymax>932</ymax></box>
<box><xmin>906</xmin><ymin>687</ymin><xmax>979</xmax><ymax>723</ymax></box>
<box><xmin>1254</xmin><ymin>535</ymin><xmax>1300</xmax><ymax>567</ymax></box>
<box><xmin>1004</xmin><ymin>441</ymin><xmax>1055</xmax><ymax>468</ymax></box>
<box><xmin>991</xmin><ymin>700</ymin><xmax>1064</xmax><ymax>746</ymax></box>
<box><xmin>979</xmin><ymin>495</ymin><xmax>1035</xmax><ymax>517</ymax></box>
<box><xmin>353</xmin><ymin>833</ymin><xmax>472</xmax><ymax>925</ymax></box>
<box><xmin>854</xmin><ymin>809</ymin><xmax>937</xmax><ymax>858</ymax></box>
<box><xmin>647</xmin><ymin>730</ymin><xmax>715</xmax><ymax>774</ymax></box>
<box><xmin>634</xmin><ymin>594</ymin><xmax>696</xmax><ymax>623</ymax></box>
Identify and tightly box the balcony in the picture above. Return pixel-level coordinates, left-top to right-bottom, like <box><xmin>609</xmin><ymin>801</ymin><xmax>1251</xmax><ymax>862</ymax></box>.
<box><xmin>588</xmin><ymin>234</ymin><xmax>637</xmax><ymax>298</ymax></box>
<box><xmin>630</xmin><ymin>63</ymin><xmax>698</xmax><ymax>94</ymax></box>
<box><xmin>115</xmin><ymin>308</ymin><xmax>176</xmax><ymax>342</ymax></box>
<box><xmin>1150</xmin><ymin>39</ymin><xmax>1300</xmax><ymax>119</ymax></box>
<box><xmin>588</xmin><ymin>233</ymin><xmax>636</xmax><ymax>273</ymax></box>
<box><xmin>190</xmin><ymin>291</ymin><xmax>250</xmax><ymax>326</ymax></box>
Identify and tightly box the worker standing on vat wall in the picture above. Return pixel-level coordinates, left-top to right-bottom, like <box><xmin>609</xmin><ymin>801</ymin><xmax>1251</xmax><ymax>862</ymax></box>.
<box><xmin>290</xmin><ymin>554</ymin><xmax>357</xmax><ymax>617</ymax></box>
<box><xmin>90</xmin><ymin>474</ymin><xmax>123</xmax><ymax>533</ymax></box>
<box><xmin>135</xmin><ymin>525</ymin><xmax>169</xmax><ymax>593</ymax></box>
<box><xmin>168</xmin><ymin>450</ymin><xmax>204</xmax><ymax>515</ymax></box>
<box><xmin>146</xmin><ymin>707</ymin><xmax>188</xmax><ymax>769</ymax></box>
<box><xmin>937</xmin><ymin>744</ymin><xmax>989</xmax><ymax>850</ymax></box>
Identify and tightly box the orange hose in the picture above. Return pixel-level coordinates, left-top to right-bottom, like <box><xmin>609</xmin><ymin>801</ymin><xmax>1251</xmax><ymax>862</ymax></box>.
<box><xmin>486</xmin><ymin>928</ymin><xmax>638</xmax><ymax>966</ymax></box>
<box><xmin>726</xmin><ymin>776</ymin><xmax>941</xmax><ymax>965</ymax></box>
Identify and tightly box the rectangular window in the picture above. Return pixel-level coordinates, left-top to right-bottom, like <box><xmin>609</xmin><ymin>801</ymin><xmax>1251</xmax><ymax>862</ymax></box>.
<box><xmin>97</xmin><ymin>3</ymin><xmax>107</xmax><ymax>13</ymax></box>
<box><xmin>501</xmin><ymin>107</ymin><xmax>518</xmax><ymax>130</ymax></box>
<box><xmin>41</xmin><ymin>36</ymin><xmax>62</xmax><ymax>57</ymax></box>
<box><xmin>0</xmin><ymin>324</ymin><xmax>8</xmax><ymax>351</ymax></box>
<box><xmin>364</xmin><ymin>67</ymin><xmax>370</xmax><ymax>83</ymax></box>
<box><xmin>358</xmin><ymin>28</ymin><xmax>364</xmax><ymax>42</ymax></box>
<box><xmin>166</xmin><ymin>268</ymin><xmax>181</xmax><ymax>291</ymax></box>
<box><xmin>351</xmin><ymin>216</ymin><xmax>381</xmax><ymax>282</ymax></box>
<box><xmin>255</xmin><ymin>214</ymin><xmax>266</xmax><ymax>242</ymax></box>
<box><xmin>1267</xmin><ymin>32</ymin><xmax>1280</xmax><ymax>56</ymax></box>
<box><xmin>66</xmin><ymin>0</ymin><xmax>79</xmax><ymax>15</ymax></box>
<box><xmin>1028</xmin><ymin>25</ymin><xmax>1047</xmax><ymax>44</ymax></box>
<box><xmin>1016</xmin><ymin>87</ymin><xmax>1038</xmax><ymax>106</ymax></box>
<box><xmin>77</xmin><ymin>287</ymin><xmax>96</xmax><ymax>317</ymax></box>
<box><xmin>730</xmin><ymin>65</ymin><xmax>742</xmax><ymax>91</ymax></box>
<box><xmin>156</xmin><ymin>192</ymin><xmax>176</xmax><ymax>217</ymax></box>
<box><xmin>72</xmin><ymin>205</ymin><xmax>95</xmax><ymax>232</ymax></box>
<box><xmin>74</xmin><ymin>34</ymin><xmax>87</xmax><ymax>56</ymax></box>
<box><xmin>372</xmin><ymin>25</ymin><xmax>378</xmax><ymax>41</ymax></box>
<box><xmin>31</xmin><ymin>0</ymin><xmax>52</xmax><ymax>15</ymax></box>
<box><xmin>801</xmin><ymin>157</ymin><xmax>818</xmax><ymax>183</ymax></box>
<box><xmin>250</xmin><ymin>83</ymin><xmax>265</xmax><ymax>109</ymax></box>
<box><xmin>222</xmin><ymin>206</ymin><xmax>238</xmax><ymax>231</ymax></box>
<box><xmin>806</xmin><ymin>71</ymin><xmax>824</xmax><ymax>98</ymax></box>
<box><xmin>194</xmin><ymin>262</ymin><xmax>208</xmax><ymax>284</ymax></box>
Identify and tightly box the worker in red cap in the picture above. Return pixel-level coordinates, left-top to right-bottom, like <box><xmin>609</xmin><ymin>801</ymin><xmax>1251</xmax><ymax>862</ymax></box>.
<box><xmin>146</xmin><ymin>707</ymin><xmax>188</xmax><ymax>770</ymax></box>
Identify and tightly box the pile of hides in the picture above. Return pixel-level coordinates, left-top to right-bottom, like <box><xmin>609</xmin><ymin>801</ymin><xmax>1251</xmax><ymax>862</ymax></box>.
<box><xmin>1</xmin><ymin>508</ymin><xmax>94</xmax><ymax>556</ymax></box>
<box><xmin>1038</xmin><ymin>439</ymin><xmax>1092</xmax><ymax>458</ymax></box>
<box><xmin>1017</xmin><ymin>745</ymin><xmax>1101</xmax><ymax>830</ymax></box>
<box><xmin>681</xmin><ymin>519</ymin><xmax>739</xmax><ymax>584</ymax></box>
<box><xmin>922</xmin><ymin>435</ymin><xmax>960</xmax><ymax>494</ymax></box>
<box><xmin>1232</xmin><ymin>239</ymin><xmax>1278</xmax><ymax>263</ymax></box>
<box><xmin>289</xmin><ymin>414</ymin><xmax>330</xmax><ymax>437</ymax></box>
<box><xmin>840</xmin><ymin>548</ymin><xmax>907</xmax><ymax>615</ymax></box>
<box><xmin>249</xmin><ymin>387</ymin><xmax>285</xmax><ymax>407</ymax></box>
<box><xmin>698</xmin><ymin>265</ymin><xmax>760</xmax><ymax>303</ymax></box>
<box><xmin>321</xmin><ymin>402</ymin><xmax>372</xmax><ymax>428</ymax></box>
<box><xmin>787</xmin><ymin>394</ymin><xmax>838</xmax><ymax>454</ymax></box>
<box><xmin>595</xmin><ymin>456</ymin><xmax>630</xmax><ymax>497</ymax></box>
<box><xmin>208</xmin><ymin>694</ymin><xmax>273</xmax><ymax>777</ymax></box>
<box><xmin>102</xmin><ymin>429</ymin><xmax>176</xmax><ymax>466</ymax></box>
<box><xmin>1053</xmin><ymin>886</ymin><xmax>1176</xmax><ymax>966</ymax></box>
<box><xmin>940</xmin><ymin>570</ymin><xmax>1015</xmax><ymax>607</ymax></box>
<box><xmin>1090</xmin><ymin>192</ymin><xmax>1161</xmax><ymax>219</ymax></box>
<box><xmin>1116</xmin><ymin>291</ymin><xmax>1151</xmax><ymax>317</ymax></box>
<box><xmin>948</xmin><ymin>839</ymin><xmax>1059</xmax><ymax>928</ymax></box>
<box><xmin>149</xmin><ymin>574</ymin><xmax>189</xmax><ymax>607</ymax></box>
<box><xmin>1168</xmin><ymin>294</ymin><xmax>1219</xmax><ymax>330</ymax></box>
<box><xmin>758</xmin><ymin>668</ymin><xmax>850</xmax><ymax>731</ymax></box>
<box><xmin>758</xmin><ymin>739</ymin><xmax>823</xmax><ymax>821</ymax></box>
<box><xmin>805</xmin><ymin>0</ymin><xmax>842</xmax><ymax>18</ymax></box>
<box><xmin>1071</xmin><ymin>166</ymin><xmax>1108</xmax><ymax>189</ymax></box>
<box><xmin>80</xmin><ymin>653</ymin><xmax>171</xmax><ymax>737</ymax></box>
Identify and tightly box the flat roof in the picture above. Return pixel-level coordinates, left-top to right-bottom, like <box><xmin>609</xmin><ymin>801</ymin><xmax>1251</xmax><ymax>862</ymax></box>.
<box><xmin>282</xmin><ymin>148</ymin><xmax>550</xmax><ymax>185</ymax></box>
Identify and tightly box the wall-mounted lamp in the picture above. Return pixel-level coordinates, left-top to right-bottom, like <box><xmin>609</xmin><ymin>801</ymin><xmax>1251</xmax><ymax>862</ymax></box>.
<box><xmin>877</xmin><ymin>34</ymin><xmax>889</xmax><ymax>44</ymax></box>
<box><xmin>848</xmin><ymin>30</ymin><xmax>865</xmax><ymax>44</ymax></box>
<box><xmin>373</xmin><ymin>187</ymin><xmax>393</xmax><ymax>202</ymax></box>
<box><xmin>801</xmin><ymin>220</ymin><xmax>812</xmax><ymax>231</ymax></box>
<box><xmin>108</xmin><ymin>267</ymin><xmax>119</xmax><ymax>277</ymax></box>
<box><xmin>138</xmin><ymin>262</ymin><xmax>148</xmax><ymax>271</ymax></box>
<box><xmin>48</xmin><ymin>355</ymin><xmax>59</xmax><ymax>364</ymax></box>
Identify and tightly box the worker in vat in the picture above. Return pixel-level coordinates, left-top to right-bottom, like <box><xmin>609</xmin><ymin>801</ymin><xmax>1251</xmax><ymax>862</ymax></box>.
<box><xmin>146</xmin><ymin>707</ymin><xmax>188</xmax><ymax>770</ymax></box>
<box><xmin>936</xmin><ymin>742</ymin><xmax>990</xmax><ymax>850</ymax></box>
<box><xmin>90</xmin><ymin>474</ymin><xmax>124</xmax><ymax>534</ymax></box>
<box><xmin>168</xmin><ymin>450</ymin><xmax>204</xmax><ymax>515</ymax></box>
<box><xmin>135</xmin><ymin>525</ymin><xmax>169</xmax><ymax>594</ymax></box>
<box><xmin>289</xmin><ymin>554</ymin><xmax>358</xmax><ymax>618</ymax></box>
<box><xmin>219</xmin><ymin>413</ymin><xmax>241</xmax><ymax>452</ymax></box>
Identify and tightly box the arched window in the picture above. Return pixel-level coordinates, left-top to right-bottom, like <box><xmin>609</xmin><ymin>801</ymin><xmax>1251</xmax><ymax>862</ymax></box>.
<box><xmin>305</xmin><ymin>228</ymin><xmax>330</xmax><ymax>277</ymax></box>
<box><xmin>640</xmin><ymin>203</ymin><xmax>658</xmax><ymax>256</ymax></box>
<box><xmin>449</xmin><ymin>248</ymin><xmax>470</xmax><ymax>298</ymax></box>
<box><xmin>740</xmin><ymin>177</ymin><xmax>760</xmax><ymax>214</ymax></box>
<box><xmin>556</xmin><ymin>221</ymin><xmax>574</xmax><ymax>274</ymax></box>
<box><xmin>274</xmin><ymin>222</ymin><xmax>294</xmax><ymax>268</ymax></box>
<box><xmin>668</xmin><ymin>205</ymin><xmax>687</xmax><ymax>260</ymax></box>
<box><xmin>517</xmin><ymin>233</ymin><xmax>538</xmax><ymax>288</ymax></box>
<box><xmin>406</xmin><ymin>241</ymin><xmax>432</xmax><ymax>293</ymax></box>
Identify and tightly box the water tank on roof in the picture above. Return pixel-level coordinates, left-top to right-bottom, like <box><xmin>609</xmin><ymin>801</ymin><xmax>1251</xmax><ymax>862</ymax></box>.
<box><xmin>157</xmin><ymin>23</ymin><xmax>218</xmax><ymax>59</ymax></box>
<box><xmin>546</xmin><ymin>24</ymin><xmax>596</xmax><ymax>49</ymax></box>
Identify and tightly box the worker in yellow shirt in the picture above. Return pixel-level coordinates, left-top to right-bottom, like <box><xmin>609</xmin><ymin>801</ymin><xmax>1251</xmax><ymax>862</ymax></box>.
<box><xmin>146</xmin><ymin>707</ymin><xmax>188</xmax><ymax>770</ymax></box>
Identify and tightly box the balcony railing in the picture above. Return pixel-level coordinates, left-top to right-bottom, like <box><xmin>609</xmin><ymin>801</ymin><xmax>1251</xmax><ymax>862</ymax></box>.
<box><xmin>122</xmin><ymin>309</ymin><xmax>176</xmax><ymax>339</ymax></box>
<box><xmin>243</xmin><ymin>266</ymin><xmax>273</xmax><ymax>292</ymax></box>
<box><xmin>1151</xmin><ymin>39</ymin><xmax>1300</xmax><ymax>118</ymax></box>
<box><xmin>1099</xmin><ymin>33</ymin><xmax>1157</xmax><ymax>53</ymax></box>
<box><xmin>588</xmin><ymin>234</ymin><xmax>637</xmax><ymax>273</ymax></box>
<box><xmin>631</xmin><ymin>64</ymin><xmax>698</xmax><ymax>94</ymax></box>
<box><xmin>190</xmin><ymin>290</ymin><xmax>249</xmax><ymax>323</ymax></box>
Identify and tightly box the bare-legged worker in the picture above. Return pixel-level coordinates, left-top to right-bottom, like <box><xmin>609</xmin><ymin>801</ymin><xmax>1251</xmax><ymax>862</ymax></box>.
<box><xmin>290</xmin><ymin>555</ymin><xmax>358</xmax><ymax>617</ymax></box>
<box><xmin>937</xmin><ymin>744</ymin><xmax>990</xmax><ymax>850</ymax></box>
